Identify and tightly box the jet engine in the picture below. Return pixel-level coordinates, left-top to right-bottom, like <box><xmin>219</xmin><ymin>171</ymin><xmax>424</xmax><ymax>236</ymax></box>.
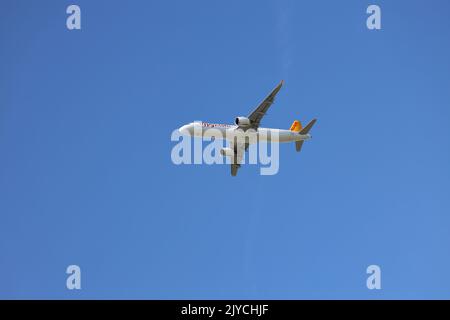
<box><xmin>235</xmin><ymin>116</ymin><xmax>251</xmax><ymax>127</ymax></box>
<box><xmin>220</xmin><ymin>147</ymin><xmax>234</xmax><ymax>157</ymax></box>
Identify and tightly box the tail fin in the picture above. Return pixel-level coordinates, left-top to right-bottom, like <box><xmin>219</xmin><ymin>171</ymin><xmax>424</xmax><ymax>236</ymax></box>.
<box><xmin>290</xmin><ymin>120</ymin><xmax>302</xmax><ymax>132</ymax></box>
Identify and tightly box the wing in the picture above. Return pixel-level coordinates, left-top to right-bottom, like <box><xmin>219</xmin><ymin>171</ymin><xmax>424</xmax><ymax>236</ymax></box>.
<box><xmin>247</xmin><ymin>80</ymin><xmax>284</xmax><ymax>129</ymax></box>
<box><xmin>230</xmin><ymin>140</ymin><xmax>249</xmax><ymax>177</ymax></box>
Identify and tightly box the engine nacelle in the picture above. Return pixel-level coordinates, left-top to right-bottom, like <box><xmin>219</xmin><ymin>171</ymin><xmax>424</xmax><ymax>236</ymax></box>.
<box><xmin>235</xmin><ymin>116</ymin><xmax>251</xmax><ymax>127</ymax></box>
<box><xmin>220</xmin><ymin>147</ymin><xmax>234</xmax><ymax>157</ymax></box>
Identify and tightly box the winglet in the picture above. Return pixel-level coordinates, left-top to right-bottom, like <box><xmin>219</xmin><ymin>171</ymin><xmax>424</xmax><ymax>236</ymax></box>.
<box><xmin>231</xmin><ymin>164</ymin><xmax>240</xmax><ymax>176</ymax></box>
<box><xmin>273</xmin><ymin>80</ymin><xmax>284</xmax><ymax>93</ymax></box>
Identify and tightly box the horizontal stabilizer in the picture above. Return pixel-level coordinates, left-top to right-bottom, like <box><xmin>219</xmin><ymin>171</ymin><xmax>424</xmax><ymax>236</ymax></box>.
<box><xmin>299</xmin><ymin>119</ymin><xmax>317</xmax><ymax>134</ymax></box>
<box><xmin>295</xmin><ymin>141</ymin><xmax>304</xmax><ymax>152</ymax></box>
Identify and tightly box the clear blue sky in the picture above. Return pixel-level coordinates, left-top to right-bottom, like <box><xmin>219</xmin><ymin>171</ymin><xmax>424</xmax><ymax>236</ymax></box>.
<box><xmin>1</xmin><ymin>0</ymin><xmax>450</xmax><ymax>299</ymax></box>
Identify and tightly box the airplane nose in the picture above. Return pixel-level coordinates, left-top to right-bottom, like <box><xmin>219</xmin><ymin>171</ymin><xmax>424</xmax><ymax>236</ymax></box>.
<box><xmin>179</xmin><ymin>125</ymin><xmax>190</xmax><ymax>136</ymax></box>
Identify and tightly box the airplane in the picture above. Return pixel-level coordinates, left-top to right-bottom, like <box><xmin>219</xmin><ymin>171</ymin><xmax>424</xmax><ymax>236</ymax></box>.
<box><xmin>178</xmin><ymin>80</ymin><xmax>316</xmax><ymax>176</ymax></box>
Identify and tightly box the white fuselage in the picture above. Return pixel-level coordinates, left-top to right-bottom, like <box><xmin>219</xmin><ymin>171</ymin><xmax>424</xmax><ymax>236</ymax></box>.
<box><xmin>179</xmin><ymin>122</ymin><xmax>311</xmax><ymax>143</ymax></box>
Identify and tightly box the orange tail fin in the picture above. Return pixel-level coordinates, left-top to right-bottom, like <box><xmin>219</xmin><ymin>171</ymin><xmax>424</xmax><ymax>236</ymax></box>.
<box><xmin>290</xmin><ymin>120</ymin><xmax>303</xmax><ymax>132</ymax></box>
